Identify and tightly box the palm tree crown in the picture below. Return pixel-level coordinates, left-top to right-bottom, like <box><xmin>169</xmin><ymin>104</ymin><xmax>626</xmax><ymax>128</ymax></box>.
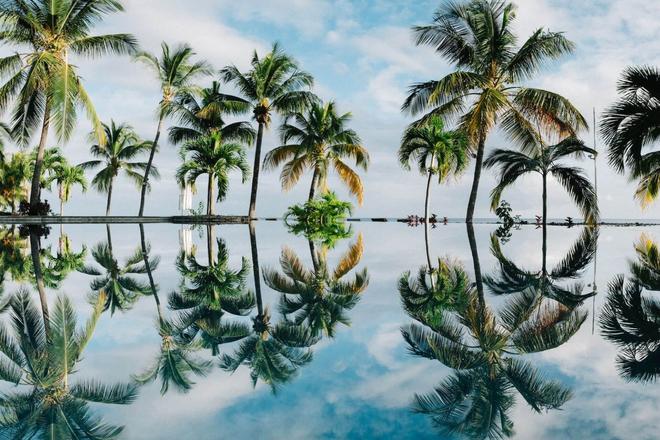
<box><xmin>484</xmin><ymin>137</ymin><xmax>599</xmax><ymax>224</ymax></box>
<box><xmin>403</xmin><ymin>0</ymin><xmax>586</xmax><ymax>222</ymax></box>
<box><xmin>264</xmin><ymin>100</ymin><xmax>370</xmax><ymax>204</ymax></box>
<box><xmin>601</xmin><ymin>66</ymin><xmax>660</xmax><ymax>207</ymax></box>
<box><xmin>0</xmin><ymin>0</ymin><xmax>137</xmax><ymax>210</ymax></box>
<box><xmin>221</xmin><ymin>42</ymin><xmax>316</xmax><ymax>218</ymax></box>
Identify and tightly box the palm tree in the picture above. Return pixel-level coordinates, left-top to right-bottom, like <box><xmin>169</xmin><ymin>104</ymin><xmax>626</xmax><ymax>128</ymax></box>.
<box><xmin>134</xmin><ymin>225</ymin><xmax>212</xmax><ymax>394</ymax></box>
<box><xmin>80</xmin><ymin>121</ymin><xmax>155</xmax><ymax>215</ymax></box>
<box><xmin>601</xmin><ymin>66</ymin><xmax>660</xmax><ymax>206</ymax></box>
<box><xmin>135</xmin><ymin>42</ymin><xmax>212</xmax><ymax>216</ymax></box>
<box><xmin>403</xmin><ymin>0</ymin><xmax>587</xmax><ymax>222</ymax></box>
<box><xmin>176</xmin><ymin>132</ymin><xmax>250</xmax><ymax>216</ymax></box>
<box><xmin>264</xmin><ymin>100</ymin><xmax>370</xmax><ymax>204</ymax></box>
<box><xmin>399</xmin><ymin>116</ymin><xmax>469</xmax><ymax>224</ymax></box>
<box><xmin>600</xmin><ymin>235</ymin><xmax>660</xmax><ymax>382</ymax></box>
<box><xmin>169</xmin><ymin>236</ymin><xmax>255</xmax><ymax>355</ymax></box>
<box><xmin>402</xmin><ymin>261</ymin><xmax>584</xmax><ymax>438</ymax></box>
<box><xmin>79</xmin><ymin>241</ymin><xmax>151</xmax><ymax>315</ymax></box>
<box><xmin>0</xmin><ymin>0</ymin><xmax>137</xmax><ymax>212</ymax></box>
<box><xmin>46</xmin><ymin>161</ymin><xmax>88</xmax><ymax>216</ymax></box>
<box><xmin>263</xmin><ymin>235</ymin><xmax>369</xmax><ymax>337</ymax></box>
<box><xmin>0</xmin><ymin>289</ymin><xmax>137</xmax><ymax>438</ymax></box>
<box><xmin>484</xmin><ymin>137</ymin><xmax>599</xmax><ymax>225</ymax></box>
<box><xmin>169</xmin><ymin>80</ymin><xmax>254</xmax><ymax>145</ymax></box>
<box><xmin>0</xmin><ymin>152</ymin><xmax>30</xmax><ymax>213</ymax></box>
<box><xmin>221</xmin><ymin>42</ymin><xmax>316</xmax><ymax>219</ymax></box>
<box><xmin>30</xmin><ymin>147</ymin><xmax>65</xmax><ymax>189</ymax></box>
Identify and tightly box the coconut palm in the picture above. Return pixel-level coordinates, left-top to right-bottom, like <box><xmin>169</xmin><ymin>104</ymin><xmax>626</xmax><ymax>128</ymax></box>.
<box><xmin>601</xmin><ymin>66</ymin><xmax>660</xmax><ymax>206</ymax></box>
<box><xmin>399</xmin><ymin>116</ymin><xmax>469</xmax><ymax>222</ymax></box>
<box><xmin>263</xmin><ymin>235</ymin><xmax>369</xmax><ymax>337</ymax></box>
<box><xmin>0</xmin><ymin>289</ymin><xmax>137</xmax><ymax>438</ymax></box>
<box><xmin>0</xmin><ymin>0</ymin><xmax>137</xmax><ymax>212</ymax></box>
<box><xmin>264</xmin><ymin>100</ymin><xmax>370</xmax><ymax>204</ymax></box>
<box><xmin>79</xmin><ymin>241</ymin><xmax>151</xmax><ymax>315</ymax></box>
<box><xmin>403</xmin><ymin>0</ymin><xmax>587</xmax><ymax>223</ymax></box>
<box><xmin>169</xmin><ymin>80</ymin><xmax>254</xmax><ymax>145</ymax></box>
<box><xmin>80</xmin><ymin>121</ymin><xmax>155</xmax><ymax>215</ymax></box>
<box><xmin>600</xmin><ymin>235</ymin><xmax>660</xmax><ymax>382</ymax></box>
<box><xmin>30</xmin><ymin>147</ymin><xmax>65</xmax><ymax>189</ymax></box>
<box><xmin>484</xmin><ymin>137</ymin><xmax>599</xmax><ymax>225</ymax></box>
<box><xmin>402</xmin><ymin>261</ymin><xmax>583</xmax><ymax>438</ymax></box>
<box><xmin>169</xmin><ymin>235</ymin><xmax>255</xmax><ymax>355</ymax></box>
<box><xmin>135</xmin><ymin>42</ymin><xmax>212</xmax><ymax>216</ymax></box>
<box><xmin>176</xmin><ymin>132</ymin><xmax>250</xmax><ymax>216</ymax></box>
<box><xmin>46</xmin><ymin>161</ymin><xmax>88</xmax><ymax>216</ymax></box>
<box><xmin>221</xmin><ymin>42</ymin><xmax>316</xmax><ymax>219</ymax></box>
<box><xmin>134</xmin><ymin>225</ymin><xmax>212</xmax><ymax>394</ymax></box>
<box><xmin>485</xmin><ymin>227</ymin><xmax>598</xmax><ymax>308</ymax></box>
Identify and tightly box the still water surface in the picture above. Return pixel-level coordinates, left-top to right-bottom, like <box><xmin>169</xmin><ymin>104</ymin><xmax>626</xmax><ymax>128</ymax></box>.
<box><xmin>0</xmin><ymin>222</ymin><xmax>657</xmax><ymax>439</ymax></box>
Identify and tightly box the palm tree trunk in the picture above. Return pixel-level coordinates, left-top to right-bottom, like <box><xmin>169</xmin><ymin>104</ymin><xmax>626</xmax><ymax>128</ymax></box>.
<box><xmin>106</xmin><ymin>224</ymin><xmax>113</xmax><ymax>252</ymax></box>
<box><xmin>138</xmin><ymin>115</ymin><xmax>164</xmax><ymax>217</ymax></box>
<box><xmin>466</xmin><ymin>222</ymin><xmax>483</xmax><ymax>302</ymax></box>
<box><xmin>249</xmin><ymin>221</ymin><xmax>263</xmax><ymax>316</ymax></box>
<box><xmin>207</xmin><ymin>224</ymin><xmax>215</xmax><ymax>267</ymax></box>
<box><xmin>139</xmin><ymin>224</ymin><xmax>164</xmax><ymax>323</ymax></box>
<box><xmin>542</xmin><ymin>171</ymin><xmax>548</xmax><ymax>227</ymax></box>
<box><xmin>59</xmin><ymin>184</ymin><xmax>64</xmax><ymax>217</ymax></box>
<box><xmin>466</xmin><ymin>135</ymin><xmax>486</xmax><ymax>223</ymax></box>
<box><xmin>29</xmin><ymin>232</ymin><xmax>50</xmax><ymax>336</ymax></box>
<box><xmin>309</xmin><ymin>168</ymin><xmax>320</xmax><ymax>202</ymax></box>
<box><xmin>309</xmin><ymin>239</ymin><xmax>320</xmax><ymax>271</ymax></box>
<box><xmin>248</xmin><ymin>123</ymin><xmax>265</xmax><ymax>220</ymax></box>
<box><xmin>207</xmin><ymin>172</ymin><xmax>214</xmax><ymax>216</ymax></box>
<box><xmin>424</xmin><ymin>153</ymin><xmax>436</xmax><ymax>289</ymax></box>
<box><xmin>106</xmin><ymin>178</ymin><xmax>114</xmax><ymax>216</ymax></box>
<box><xmin>29</xmin><ymin>101</ymin><xmax>51</xmax><ymax>213</ymax></box>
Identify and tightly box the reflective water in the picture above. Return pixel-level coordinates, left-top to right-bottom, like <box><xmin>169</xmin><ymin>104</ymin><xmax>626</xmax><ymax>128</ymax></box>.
<box><xmin>0</xmin><ymin>221</ymin><xmax>658</xmax><ymax>439</ymax></box>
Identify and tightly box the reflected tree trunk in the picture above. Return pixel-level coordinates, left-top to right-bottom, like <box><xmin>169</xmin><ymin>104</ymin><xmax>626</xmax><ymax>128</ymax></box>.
<box><xmin>309</xmin><ymin>168</ymin><xmax>320</xmax><ymax>202</ymax></box>
<box><xmin>106</xmin><ymin>225</ymin><xmax>113</xmax><ymax>252</ymax></box>
<box><xmin>424</xmin><ymin>220</ymin><xmax>435</xmax><ymax>291</ymax></box>
<box><xmin>466</xmin><ymin>222</ymin><xmax>483</xmax><ymax>302</ymax></box>
<box><xmin>207</xmin><ymin>224</ymin><xmax>215</xmax><ymax>267</ymax></box>
<box><xmin>249</xmin><ymin>221</ymin><xmax>264</xmax><ymax>317</ymax></box>
<box><xmin>139</xmin><ymin>224</ymin><xmax>163</xmax><ymax>323</ymax></box>
<box><xmin>308</xmin><ymin>239</ymin><xmax>320</xmax><ymax>272</ymax></box>
<box><xmin>29</xmin><ymin>231</ymin><xmax>50</xmax><ymax>336</ymax></box>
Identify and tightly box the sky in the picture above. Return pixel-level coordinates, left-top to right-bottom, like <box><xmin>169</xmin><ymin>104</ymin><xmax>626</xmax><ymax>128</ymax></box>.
<box><xmin>3</xmin><ymin>0</ymin><xmax>660</xmax><ymax>219</ymax></box>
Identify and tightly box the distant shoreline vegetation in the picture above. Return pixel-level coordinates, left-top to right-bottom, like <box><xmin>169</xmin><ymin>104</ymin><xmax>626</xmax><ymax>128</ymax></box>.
<box><xmin>0</xmin><ymin>0</ymin><xmax>656</xmax><ymax>226</ymax></box>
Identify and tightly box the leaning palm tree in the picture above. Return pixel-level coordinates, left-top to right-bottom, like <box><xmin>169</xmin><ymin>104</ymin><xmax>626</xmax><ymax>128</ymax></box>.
<box><xmin>169</xmin><ymin>236</ymin><xmax>255</xmax><ymax>355</ymax></box>
<box><xmin>221</xmin><ymin>42</ymin><xmax>316</xmax><ymax>219</ymax></box>
<box><xmin>484</xmin><ymin>137</ymin><xmax>599</xmax><ymax>225</ymax></box>
<box><xmin>399</xmin><ymin>115</ymin><xmax>469</xmax><ymax>224</ymax></box>
<box><xmin>135</xmin><ymin>43</ymin><xmax>212</xmax><ymax>216</ymax></box>
<box><xmin>46</xmin><ymin>161</ymin><xmax>88</xmax><ymax>216</ymax></box>
<box><xmin>264</xmin><ymin>100</ymin><xmax>370</xmax><ymax>204</ymax></box>
<box><xmin>0</xmin><ymin>289</ymin><xmax>137</xmax><ymax>438</ymax></box>
<box><xmin>601</xmin><ymin>66</ymin><xmax>660</xmax><ymax>207</ymax></box>
<box><xmin>403</xmin><ymin>0</ymin><xmax>587</xmax><ymax>222</ymax></box>
<box><xmin>80</xmin><ymin>121</ymin><xmax>156</xmax><ymax>215</ymax></box>
<box><xmin>0</xmin><ymin>0</ymin><xmax>137</xmax><ymax>212</ymax></box>
<box><xmin>176</xmin><ymin>132</ymin><xmax>250</xmax><ymax>216</ymax></box>
<box><xmin>402</xmin><ymin>262</ymin><xmax>584</xmax><ymax>438</ymax></box>
<box><xmin>79</xmin><ymin>241</ymin><xmax>151</xmax><ymax>315</ymax></box>
<box><xmin>263</xmin><ymin>235</ymin><xmax>369</xmax><ymax>337</ymax></box>
<box><xmin>134</xmin><ymin>225</ymin><xmax>212</xmax><ymax>394</ymax></box>
<box><xmin>169</xmin><ymin>80</ymin><xmax>254</xmax><ymax>145</ymax></box>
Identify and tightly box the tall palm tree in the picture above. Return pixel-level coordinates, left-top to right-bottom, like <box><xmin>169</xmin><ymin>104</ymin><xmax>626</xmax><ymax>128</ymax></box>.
<box><xmin>601</xmin><ymin>66</ymin><xmax>660</xmax><ymax>206</ymax></box>
<box><xmin>263</xmin><ymin>235</ymin><xmax>369</xmax><ymax>337</ymax></box>
<box><xmin>402</xmin><ymin>261</ymin><xmax>584</xmax><ymax>438</ymax></box>
<box><xmin>399</xmin><ymin>116</ymin><xmax>469</xmax><ymax>223</ymax></box>
<box><xmin>79</xmin><ymin>241</ymin><xmax>151</xmax><ymax>315</ymax></box>
<box><xmin>46</xmin><ymin>161</ymin><xmax>88</xmax><ymax>216</ymax></box>
<box><xmin>80</xmin><ymin>121</ymin><xmax>155</xmax><ymax>215</ymax></box>
<box><xmin>484</xmin><ymin>137</ymin><xmax>599</xmax><ymax>225</ymax></box>
<box><xmin>134</xmin><ymin>225</ymin><xmax>212</xmax><ymax>394</ymax></box>
<box><xmin>176</xmin><ymin>132</ymin><xmax>250</xmax><ymax>216</ymax></box>
<box><xmin>169</xmin><ymin>236</ymin><xmax>255</xmax><ymax>355</ymax></box>
<box><xmin>169</xmin><ymin>80</ymin><xmax>254</xmax><ymax>145</ymax></box>
<box><xmin>135</xmin><ymin>42</ymin><xmax>212</xmax><ymax>216</ymax></box>
<box><xmin>600</xmin><ymin>235</ymin><xmax>660</xmax><ymax>382</ymax></box>
<box><xmin>0</xmin><ymin>289</ymin><xmax>137</xmax><ymax>438</ymax></box>
<box><xmin>264</xmin><ymin>100</ymin><xmax>370</xmax><ymax>203</ymax></box>
<box><xmin>403</xmin><ymin>0</ymin><xmax>587</xmax><ymax>222</ymax></box>
<box><xmin>0</xmin><ymin>0</ymin><xmax>137</xmax><ymax>212</ymax></box>
<box><xmin>221</xmin><ymin>42</ymin><xmax>316</xmax><ymax>219</ymax></box>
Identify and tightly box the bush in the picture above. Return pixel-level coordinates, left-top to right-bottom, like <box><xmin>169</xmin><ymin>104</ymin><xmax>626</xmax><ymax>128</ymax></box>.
<box><xmin>284</xmin><ymin>193</ymin><xmax>353</xmax><ymax>247</ymax></box>
<box><xmin>18</xmin><ymin>199</ymin><xmax>51</xmax><ymax>216</ymax></box>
